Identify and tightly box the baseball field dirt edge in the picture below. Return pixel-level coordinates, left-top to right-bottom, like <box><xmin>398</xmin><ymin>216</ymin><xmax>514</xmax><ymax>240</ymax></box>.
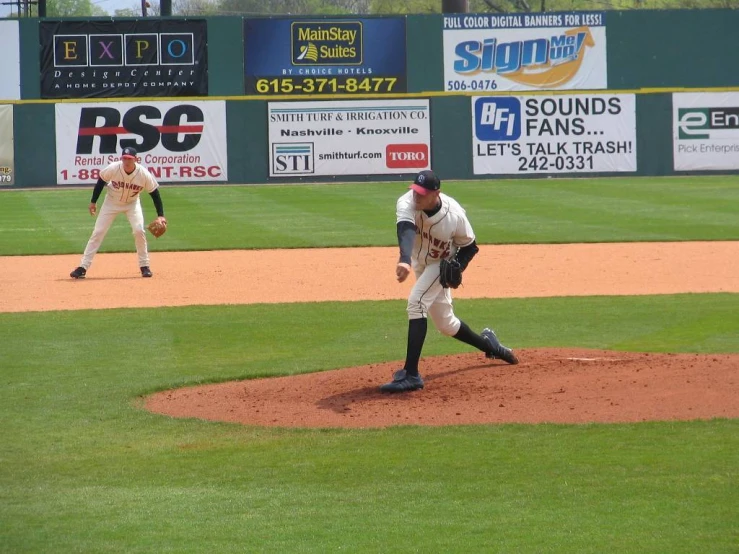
<box><xmin>5</xmin><ymin>242</ymin><xmax>738</xmax><ymax>427</ymax></box>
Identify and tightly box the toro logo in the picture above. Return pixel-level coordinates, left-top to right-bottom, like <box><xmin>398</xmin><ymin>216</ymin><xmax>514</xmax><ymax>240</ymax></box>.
<box><xmin>76</xmin><ymin>104</ymin><xmax>204</xmax><ymax>154</ymax></box>
<box><xmin>386</xmin><ymin>144</ymin><xmax>429</xmax><ymax>169</ymax></box>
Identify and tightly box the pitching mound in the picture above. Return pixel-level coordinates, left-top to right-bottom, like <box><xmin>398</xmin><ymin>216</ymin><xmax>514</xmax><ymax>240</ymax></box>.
<box><xmin>144</xmin><ymin>348</ymin><xmax>739</xmax><ymax>428</ymax></box>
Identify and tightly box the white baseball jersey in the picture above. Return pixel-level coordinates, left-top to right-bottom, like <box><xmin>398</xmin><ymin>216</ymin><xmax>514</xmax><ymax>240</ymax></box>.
<box><xmin>396</xmin><ymin>190</ymin><xmax>475</xmax><ymax>269</ymax></box>
<box><xmin>99</xmin><ymin>161</ymin><xmax>159</xmax><ymax>204</ymax></box>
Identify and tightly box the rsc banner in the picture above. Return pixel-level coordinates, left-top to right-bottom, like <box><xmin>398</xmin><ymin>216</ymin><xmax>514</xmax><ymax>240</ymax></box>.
<box><xmin>268</xmin><ymin>100</ymin><xmax>430</xmax><ymax>177</ymax></box>
<box><xmin>40</xmin><ymin>20</ymin><xmax>208</xmax><ymax>99</ymax></box>
<box><xmin>0</xmin><ymin>105</ymin><xmax>14</xmax><ymax>185</ymax></box>
<box><xmin>245</xmin><ymin>18</ymin><xmax>407</xmax><ymax>95</ymax></box>
<box><xmin>471</xmin><ymin>94</ymin><xmax>636</xmax><ymax>175</ymax></box>
<box><xmin>55</xmin><ymin>101</ymin><xmax>228</xmax><ymax>184</ymax></box>
<box><xmin>444</xmin><ymin>12</ymin><xmax>607</xmax><ymax>92</ymax></box>
<box><xmin>673</xmin><ymin>92</ymin><xmax>739</xmax><ymax>170</ymax></box>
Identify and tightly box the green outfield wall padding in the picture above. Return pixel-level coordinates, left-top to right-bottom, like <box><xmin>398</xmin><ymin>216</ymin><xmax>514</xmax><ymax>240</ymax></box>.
<box><xmin>607</xmin><ymin>9</ymin><xmax>739</xmax><ymax>89</ymax></box>
<box><xmin>205</xmin><ymin>16</ymin><xmax>245</xmax><ymax>96</ymax></box>
<box><xmin>19</xmin><ymin>18</ymin><xmax>40</xmax><ymax>99</ymax></box>
<box><xmin>14</xmin><ymin>103</ymin><xmax>56</xmax><ymax>187</ymax></box>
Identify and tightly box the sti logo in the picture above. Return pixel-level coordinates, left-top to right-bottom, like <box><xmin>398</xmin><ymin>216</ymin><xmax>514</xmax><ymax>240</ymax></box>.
<box><xmin>53</xmin><ymin>33</ymin><xmax>195</xmax><ymax>67</ymax></box>
<box><xmin>474</xmin><ymin>97</ymin><xmax>521</xmax><ymax>141</ymax></box>
<box><xmin>677</xmin><ymin>107</ymin><xmax>739</xmax><ymax>139</ymax></box>
<box><xmin>454</xmin><ymin>27</ymin><xmax>595</xmax><ymax>88</ymax></box>
<box><xmin>273</xmin><ymin>143</ymin><xmax>314</xmax><ymax>175</ymax></box>
<box><xmin>291</xmin><ymin>21</ymin><xmax>362</xmax><ymax>66</ymax></box>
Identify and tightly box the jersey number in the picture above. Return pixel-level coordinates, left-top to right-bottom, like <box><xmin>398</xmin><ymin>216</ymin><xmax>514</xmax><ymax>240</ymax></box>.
<box><xmin>429</xmin><ymin>248</ymin><xmax>450</xmax><ymax>259</ymax></box>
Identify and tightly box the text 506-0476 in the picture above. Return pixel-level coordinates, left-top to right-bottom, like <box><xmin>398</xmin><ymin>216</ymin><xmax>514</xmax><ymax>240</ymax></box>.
<box><xmin>447</xmin><ymin>79</ymin><xmax>498</xmax><ymax>91</ymax></box>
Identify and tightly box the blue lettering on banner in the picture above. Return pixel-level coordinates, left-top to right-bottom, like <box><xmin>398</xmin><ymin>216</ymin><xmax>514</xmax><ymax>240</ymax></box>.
<box><xmin>454</xmin><ymin>31</ymin><xmax>587</xmax><ymax>75</ymax></box>
<box><xmin>474</xmin><ymin>97</ymin><xmax>521</xmax><ymax>141</ymax></box>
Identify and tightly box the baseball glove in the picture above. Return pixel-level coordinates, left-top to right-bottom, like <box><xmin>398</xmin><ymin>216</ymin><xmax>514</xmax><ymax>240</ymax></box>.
<box><xmin>147</xmin><ymin>216</ymin><xmax>167</xmax><ymax>238</ymax></box>
<box><xmin>439</xmin><ymin>257</ymin><xmax>463</xmax><ymax>289</ymax></box>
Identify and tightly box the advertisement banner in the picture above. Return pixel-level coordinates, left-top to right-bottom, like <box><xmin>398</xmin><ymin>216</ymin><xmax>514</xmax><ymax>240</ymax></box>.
<box><xmin>268</xmin><ymin>100</ymin><xmax>430</xmax><ymax>177</ymax></box>
<box><xmin>673</xmin><ymin>92</ymin><xmax>739</xmax><ymax>170</ymax></box>
<box><xmin>245</xmin><ymin>18</ymin><xmax>407</xmax><ymax>95</ymax></box>
<box><xmin>0</xmin><ymin>21</ymin><xmax>21</xmax><ymax>100</ymax></box>
<box><xmin>40</xmin><ymin>20</ymin><xmax>208</xmax><ymax>98</ymax></box>
<box><xmin>0</xmin><ymin>105</ymin><xmax>14</xmax><ymax>186</ymax></box>
<box><xmin>444</xmin><ymin>12</ymin><xmax>607</xmax><ymax>92</ymax></box>
<box><xmin>55</xmin><ymin>101</ymin><xmax>227</xmax><ymax>184</ymax></box>
<box><xmin>471</xmin><ymin>94</ymin><xmax>636</xmax><ymax>175</ymax></box>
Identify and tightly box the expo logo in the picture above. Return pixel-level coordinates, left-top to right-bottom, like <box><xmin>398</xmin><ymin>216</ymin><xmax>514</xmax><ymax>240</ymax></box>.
<box><xmin>677</xmin><ymin>107</ymin><xmax>739</xmax><ymax>140</ymax></box>
<box><xmin>474</xmin><ymin>97</ymin><xmax>521</xmax><ymax>141</ymax></box>
<box><xmin>76</xmin><ymin>105</ymin><xmax>204</xmax><ymax>154</ymax></box>
<box><xmin>386</xmin><ymin>144</ymin><xmax>429</xmax><ymax>169</ymax></box>
<box><xmin>273</xmin><ymin>143</ymin><xmax>315</xmax><ymax>175</ymax></box>
<box><xmin>54</xmin><ymin>33</ymin><xmax>195</xmax><ymax>67</ymax></box>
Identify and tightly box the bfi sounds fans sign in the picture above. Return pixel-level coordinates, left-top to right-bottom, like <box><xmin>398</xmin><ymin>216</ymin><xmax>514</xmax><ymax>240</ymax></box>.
<box><xmin>472</xmin><ymin>94</ymin><xmax>636</xmax><ymax>175</ymax></box>
<box><xmin>673</xmin><ymin>92</ymin><xmax>739</xmax><ymax>170</ymax></box>
<box><xmin>0</xmin><ymin>105</ymin><xmax>14</xmax><ymax>185</ymax></box>
<box><xmin>268</xmin><ymin>100</ymin><xmax>430</xmax><ymax>177</ymax></box>
<box><xmin>245</xmin><ymin>18</ymin><xmax>407</xmax><ymax>95</ymax></box>
<box><xmin>40</xmin><ymin>20</ymin><xmax>208</xmax><ymax>98</ymax></box>
<box><xmin>55</xmin><ymin>101</ymin><xmax>227</xmax><ymax>184</ymax></box>
<box><xmin>444</xmin><ymin>12</ymin><xmax>607</xmax><ymax>92</ymax></box>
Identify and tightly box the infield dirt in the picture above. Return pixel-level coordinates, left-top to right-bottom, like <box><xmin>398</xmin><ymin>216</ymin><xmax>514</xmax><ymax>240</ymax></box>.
<box><xmin>4</xmin><ymin>242</ymin><xmax>738</xmax><ymax>428</ymax></box>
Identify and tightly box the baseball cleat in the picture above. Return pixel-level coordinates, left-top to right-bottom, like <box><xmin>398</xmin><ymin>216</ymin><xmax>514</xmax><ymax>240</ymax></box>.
<box><xmin>140</xmin><ymin>266</ymin><xmax>153</xmax><ymax>278</ymax></box>
<box><xmin>70</xmin><ymin>266</ymin><xmax>86</xmax><ymax>279</ymax></box>
<box><xmin>482</xmin><ymin>328</ymin><xmax>519</xmax><ymax>365</ymax></box>
<box><xmin>380</xmin><ymin>369</ymin><xmax>424</xmax><ymax>393</ymax></box>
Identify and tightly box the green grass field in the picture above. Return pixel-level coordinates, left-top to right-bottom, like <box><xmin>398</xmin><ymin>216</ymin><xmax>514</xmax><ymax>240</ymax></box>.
<box><xmin>1</xmin><ymin>176</ymin><xmax>737</xmax><ymax>553</ymax></box>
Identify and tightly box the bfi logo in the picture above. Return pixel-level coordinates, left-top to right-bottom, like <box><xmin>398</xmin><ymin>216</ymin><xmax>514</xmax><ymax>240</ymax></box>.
<box><xmin>272</xmin><ymin>143</ymin><xmax>315</xmax><ymax>175</ymax></box>
<box><xmin>53</xmin><ymin>33</ymin><xmax>195</xmax><ymax>67</ymax></box>
<box><xmin>474</xmin><ymin>97</ymin><xmax>521</xmax><ymax>141</ymax></box>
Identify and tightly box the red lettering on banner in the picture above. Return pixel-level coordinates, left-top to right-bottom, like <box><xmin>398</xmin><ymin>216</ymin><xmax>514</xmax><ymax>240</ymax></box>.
<box><xmin>386</xmin><ymin>144</ymin><xmax>429</xmax><ymax>169</ymax></box>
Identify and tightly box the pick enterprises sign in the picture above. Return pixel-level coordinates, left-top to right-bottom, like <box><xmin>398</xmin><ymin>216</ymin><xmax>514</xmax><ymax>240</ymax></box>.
<box><xmin>244</xmin><ymin>18</ymin><xmax>407</xmax><ymax>95</ymax></box>
<box><xmin>443</xmin><ymin>11</ymin><xmax>607</xmax><ymax>92</ymax></box>
<box><xmin>673</xmin><ymin>92</ymin><xmax>739</xmax><ymax>170</ymax></box>
<box><xmin>39</xmin><ymin>20</ymin><xmax>208</xmax><ymax>99</ymax></box>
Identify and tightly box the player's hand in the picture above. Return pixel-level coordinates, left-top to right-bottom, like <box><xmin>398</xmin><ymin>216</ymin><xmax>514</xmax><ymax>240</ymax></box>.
<box><xmin>88</xmin><ymin>203</ymin><xmax>97</xmax><ymax>216</ymax></box>
<box><xmin>396</xmin><ymin>262</ymin><xmax>411</xmax><ymax>283</ymax></box>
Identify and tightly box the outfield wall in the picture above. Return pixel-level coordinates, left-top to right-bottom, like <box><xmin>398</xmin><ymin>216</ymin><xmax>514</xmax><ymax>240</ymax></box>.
<box><xmin>1</xmin><ymin>9</ymin><xmax>738</xmax><ymax>187</ymax></box>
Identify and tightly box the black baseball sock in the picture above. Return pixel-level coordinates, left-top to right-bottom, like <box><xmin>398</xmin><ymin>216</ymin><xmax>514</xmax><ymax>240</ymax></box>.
<box><xmin>453</xmin><ymin>321</ymin><xmax>489</xmax><ymax>352</ymax></box>
<box><xmin>404</xmin><ymin>318</ymin><xmax>427</xmax><ymax>376</ymax></box>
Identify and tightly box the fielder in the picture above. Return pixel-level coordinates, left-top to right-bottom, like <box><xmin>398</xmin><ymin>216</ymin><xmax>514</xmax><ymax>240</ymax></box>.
<box><xmin>70</xmin><ymin>146</ymin><xmax>167</xmax><ymax>279</ymax></box>
<box><xmin>380</xmin><ymin>169</ymin><xmax>519</xmax><ymax>393</ymax></box>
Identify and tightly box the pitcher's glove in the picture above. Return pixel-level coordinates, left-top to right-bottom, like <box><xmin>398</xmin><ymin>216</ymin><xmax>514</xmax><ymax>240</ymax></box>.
<box><xmin>439</xmin><ymin>257</ymin><xmax>463</xmax><ymax>289</ymax></box>
<box><xmin>147</xmin><ymin>216</ymin><xmax>167</xmax><ymax>238</ymax></box>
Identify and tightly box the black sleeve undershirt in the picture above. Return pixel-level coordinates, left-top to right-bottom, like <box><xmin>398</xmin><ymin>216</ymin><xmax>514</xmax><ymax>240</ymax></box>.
<box><xmin>455</xmin><ymin>240</ymin><xmax>479</xmax><ymax>271</ymax></box>
<box><xmin>90</xmin><ymin>178</ymin><xmax>106</xmax><ymax>203</ymax></box>
<box><xmin>396</xmin><ymin>220</ymin><xmax>416</xmax><ymax>264</ymax></box>
<box><xmin>149</xmin><ymin>189</ymin><xmax>164</xmax><ymax>218</ymax></box>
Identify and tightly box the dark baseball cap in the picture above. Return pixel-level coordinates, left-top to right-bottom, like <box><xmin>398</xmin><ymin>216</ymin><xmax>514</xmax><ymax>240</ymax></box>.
<box><xmin>121</xmin><ymin>147</ymin><xmax>138</xmax><ymax>159</ymax></box>
<box><xmin>409</xmin><ymin>170</ymin><xmax>441</xmax><ymax>195</ymax></box>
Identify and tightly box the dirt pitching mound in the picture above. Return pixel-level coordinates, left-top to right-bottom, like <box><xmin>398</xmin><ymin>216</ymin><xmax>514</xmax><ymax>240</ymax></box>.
<box><xmin>144</xmin><ymin>348</ymin><xmax>739</xmax><ymax>428</ymax></box>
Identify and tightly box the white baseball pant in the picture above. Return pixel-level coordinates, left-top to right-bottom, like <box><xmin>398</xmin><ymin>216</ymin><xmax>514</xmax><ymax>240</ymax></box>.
<box><xmin>407</xmin><ymin>262</ymin><xmax>461</xmax><ymax>336</ymax></box>
<box><xmin>80</xmin><ymin>196</ymin><xmax>149</xmax><ymax>269</ymax></box>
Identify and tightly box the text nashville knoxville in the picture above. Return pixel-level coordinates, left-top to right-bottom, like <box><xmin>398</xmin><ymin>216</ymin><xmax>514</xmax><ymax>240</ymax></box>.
<box><xmin>281</xmin><ymin>127</ymin><xmax>419</xmax><ymax>136</ymax></box>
